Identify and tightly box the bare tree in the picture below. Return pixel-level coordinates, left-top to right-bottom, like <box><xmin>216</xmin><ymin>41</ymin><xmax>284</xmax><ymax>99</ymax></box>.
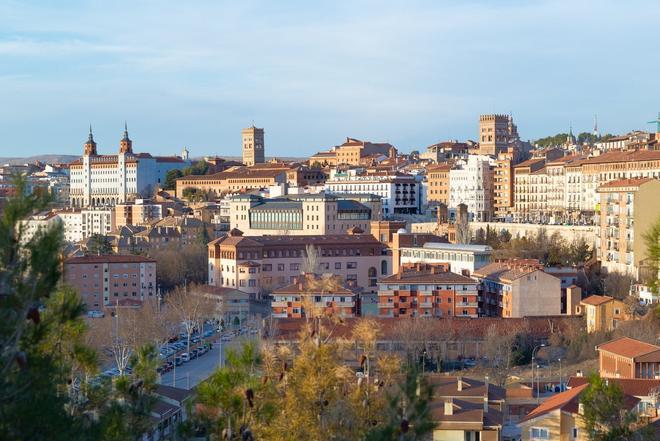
<box><xmin>165</xmin><ymin>284</ymin><xmax>215</xmax><ymax>353</ymax></box>
<box><xmin>482</xmin><ymin>324</ymin><xmax>519</xmax><ymax>386</ymax></box>
<box><xmin>88</xmin><ymin>309</ymin><xmax>143</xmax><ymax>376</ymax></box>
<box><xmin>302</xmin><ymin>244</ymin><xmax>320</xmax><ymax>275</ymax></box>
<box><xmin>391</xmin><ymin>317</ymin><xmax>436</xmax><ymax>369</ymax></box>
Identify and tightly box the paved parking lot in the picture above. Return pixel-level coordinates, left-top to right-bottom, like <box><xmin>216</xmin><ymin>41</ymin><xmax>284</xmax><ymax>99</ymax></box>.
<box><xmin>158</xmin><ymin>334</ymin><xmax>257</xmax><ymax>390</ymax></box>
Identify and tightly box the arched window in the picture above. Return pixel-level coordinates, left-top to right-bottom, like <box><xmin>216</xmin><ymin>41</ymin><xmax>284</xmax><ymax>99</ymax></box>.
<box><xmin>368</xmin><ymin>267</ymin><xmax>377</xmax><ymax>287</ymax></box>
<box><xmin>381</xmin><ymin>260</ymin><xmax>388</xmax><ymax>275</ymax></box>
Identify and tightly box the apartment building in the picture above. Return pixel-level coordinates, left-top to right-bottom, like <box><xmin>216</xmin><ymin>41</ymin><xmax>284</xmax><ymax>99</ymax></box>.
<box><xmin>429</xmin><ymin>375</ymin><xmax>505</xmax><ymax>441</ymax></box>
<box><xmin>449</xmin><ymin>155</ymin><xmax>494</xmax><ymax>222</ymax></box>
<box><xmin>271</xmin><ymin>276</ymin><xmax>357</xmax><ymax>318</ymax></box>
<box><xmin>472</xmin><ymin>261</ymin><xmax>561</xmax><ymax>317</ymax></box>
<box><xmin>241</xmin><ymin>125</ymin><xmax>265</xmax><ymax>166</ymax></box>
<box><xmin>18</xmin><ymin>211</ymin><xmax>60</xmax><ymax>244</ymax></box>
<box><xmin>69</xmin><ymin>126</ymin><xmax>190</xmax><ymax>207</ymax></box>
<box><xmin>419</xmin><ymin>141</ymin><xmax>469</xmax><ymax>163</ymax></box>
<box><xmin>425</xmin><ymin>163</ymin><xmax>452</xmax><ymax>205</ymax></box>
<box><xmin>596</xmin><ymin>337</ymin><xmax>660</xmax><ymax>379</ymax></box>
<box><xmin>396</xmin><ymin>241</ymin><xmax>493</xmax><ymax>277</ymax></box>
<box><xmin>63</xmin><ymin>254</ymin><xmax>156</xmax><ymax>309</ymax></box>
<box><xmin>175</xmin><ymin>167</ymin><xmax>287</xmax><ymax>199</ymax></box>
<box><xmin>580</xmin><ymin>295</ymin><xmax>629</xmax><ymax>333</ymax></box>
<box><xmin>596</xmin><ymin>178</ymin><xmax>660</xmax><ymax>277</ymax></box>
<box><xmin>378</xmin><ymin>264</ymin><xmax>478</xmax><ymax>318</ymax></box>
<box><xmin>325</xmin><ymin>169</ymin><xmax>420</xmax><ymax>216</ymax></box>
<box><xmin>311</xmin><ymin>137</ymin><xmax>396</xmax><ymax>166</ymax></box>
<box><xmin>114</xmin><ymin>199</ymin><xmax>164</xmax><ymax>227</ymax></box>
<box><xmin>493</xmin><ymin>147</ymin><xmax>520</xmax><ymax>220</ymax></box>
<box><xmin>207</xmin><ymin>229</ymin><xmax>390</xmax><ymax>298</ymax></box>
<box><xmin>227</xmin><ymin>192</ymin><xmax>381</xmax><ymax>235</ymax></box>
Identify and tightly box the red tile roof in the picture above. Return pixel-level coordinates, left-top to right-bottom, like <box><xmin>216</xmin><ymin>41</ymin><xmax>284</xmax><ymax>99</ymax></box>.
<box><xmin>596</xmin><ymin>337</ymin><xmax>660</xmax><ymax>359</ymax></box>
<box><xmin>597</xmin><ymin>178</ymin><xmax>653</xmax><ymax>189</ymax></box>
<box><xmin>520</xmin><ymin>384</ymin><xmax>588</xmax><ymax>422</ymax></box>
<box><xmin>580</xmin><ymin>295</ymin><xmax>614</xmax><ymax>306</ymax></box>
<box><xmin>567</xmin><ymin>376</ymin><xmax>660</xmax><ymax>397</ymax></box>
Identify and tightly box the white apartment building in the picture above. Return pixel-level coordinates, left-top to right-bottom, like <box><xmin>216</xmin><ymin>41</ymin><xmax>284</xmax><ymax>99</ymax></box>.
<box><xmin>325</xmin><ymin>169</ymin><xmax>420</xmax><ymax>217</ymax></box>
<box><xmin>55</xmin><ymin>208</ymin><xmax>115</xmax><ymax>243</ymax></box>
<box><xmin>448</xmin><ymin>155</ymin><xmax>494</xmax><ymax>222</ymax></box>
<box><xmin>69</xmin><ymin>126</ymin><xmax>190</xmax><ymax>207</ymax></box>
<box><xmin>398</xmin><ymin>242</ymin><xmax>493</xmax><ymax>276</ymax></box>
<box><xmin>19</xmin><ymin>211</ymin><xmax>61</xmax><ymax>244</ymax></box>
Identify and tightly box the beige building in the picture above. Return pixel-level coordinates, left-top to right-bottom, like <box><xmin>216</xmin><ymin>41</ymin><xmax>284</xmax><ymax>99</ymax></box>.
<box><xmin>426</xmin><ymin>163</ymin><xmax>452</xmax><ymax>205</ymax></box>
<box><xmin>472</xmin><ymin>261</ymin><xmax>562</xmax><ymax>318</ymax></box>
<box><xmin>175</xmin><ymin>167</ymin><xmax>286</xmax><ymax>199</ymax></box>
<box><xmin>579</xmin><ymin>295</ymin><xmax>629</xmax><ymax>333</ymax></box>
<box><xmin>478</xmin><ymin>114</ymin><xmax>519</xmax><ymax>156</ymax></box>
<box><xmin>596</xmin><ymin>178</ymin><xmax>660</xmax><ymax>277</ymax></box>
<box><xmin>312</xmin><ymin>137</ymin><xmax>396</xmax><ymax>166</ymax></box>
<box><xmin>207</xmin><ymin>229</ymin><xmax>390</xmax><ymax>298</ymax></box>
<box><xmin>228</xmin><ymin>192</ymin><xmax>381</xmax><ymax>236</ymax></box>
<box><xmin>241</xmin><ymin>126</ymin><xmax>265</xmax><ymax>166</ymax></box>
<box><xmin>114</xmin><ymin>199</ymin><xmax>164</xmax><ymax>227</ymax></box>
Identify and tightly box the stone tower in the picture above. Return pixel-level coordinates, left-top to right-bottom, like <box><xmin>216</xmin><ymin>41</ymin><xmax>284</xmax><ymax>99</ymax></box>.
<box><xmin>241</xmin><ymin>125</ymin><xmax>265</xmax><ymax>166</ymax></box>
<box><xmin>119</xmin><ymin>122</ymin><xmax>132</xmax><ymax>154</ymax></box>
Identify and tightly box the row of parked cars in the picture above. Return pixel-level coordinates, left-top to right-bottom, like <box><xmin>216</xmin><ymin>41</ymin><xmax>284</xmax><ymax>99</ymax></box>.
<box><xmin>157</xmin><ymin>344</ymin><xmax>211</xmax><ymax>374</ymax></box>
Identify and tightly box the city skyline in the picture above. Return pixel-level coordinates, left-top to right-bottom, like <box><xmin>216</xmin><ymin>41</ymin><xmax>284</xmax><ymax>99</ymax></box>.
<box><xmin>1</xmin><ymin>0</ymin><xmax>659</xmax><ymax>157</ymax></box>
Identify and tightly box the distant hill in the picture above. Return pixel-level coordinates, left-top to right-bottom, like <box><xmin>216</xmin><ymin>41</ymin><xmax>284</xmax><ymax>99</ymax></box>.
<box><xmin>0</xmin><ymin>155</ymin><xmax>79</xmax><ymax>165</ymax></box>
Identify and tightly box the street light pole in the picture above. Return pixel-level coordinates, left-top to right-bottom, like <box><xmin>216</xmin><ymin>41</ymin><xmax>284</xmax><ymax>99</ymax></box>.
<box><xmin>531</xmin><ymin>344</ymin><xmax>546</xmax><ymax>404</ymax></box>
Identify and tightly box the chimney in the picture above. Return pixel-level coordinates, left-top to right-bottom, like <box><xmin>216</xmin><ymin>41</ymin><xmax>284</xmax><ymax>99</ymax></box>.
<box><xmin>576</xmin><ymin>370</ymin><xmax>583</xmax><ymax>377</ymax></box>
<box><xmin>457</xmin><ymin>376</ymin><xmax>463</xmax><ymax>391</ymax></box>
<box><xmin>444</xmin><ymin>399</ymin><xmax>453</xmax><ymax>416</ymax></box>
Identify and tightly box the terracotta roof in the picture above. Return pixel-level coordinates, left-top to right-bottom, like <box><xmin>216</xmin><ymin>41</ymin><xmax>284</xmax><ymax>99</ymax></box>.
<box><xmin>64</xmin><ymin>254</ymin><xmax>156</xmax><ymax>264</ymax></box>
<box><xmin>472</xmin><ymin>262</ymin><xmax>545</xmax><ymax>283</ymax></box>
<box><xmin>567</xmin><ymin>376</ymin><xmax>660</xmax><ymax>397</ymax></box>
<box><xmin>580</xmin><ymin>295</ymin><xmax>614</xmax><ymax>306</ymax></box>
<box><xmin>597</xmin><ymin>178</ymin><xmax>653</xmax><ymax>189</ymax></box>
<box><xmin>429</xmin><ymin>398</ymin><xmax>503</xmax><ymax>429</ymax></box>
<box><xmin>209</xmin><ymin>233</ymin><xmax>385</xmax><ymax>249</ymax></box>
<box><xmin>154</xmin><ymin>156</ymin><xmax>185</xmax><ymax>163</ymax></box>
<box><xmin>582</xmin><ymin>149</ymin><xmax>660</xmax><ymax>165</ymax></box>
<box><xmin>514</xmin><ymin>158</ymin><xmax>545</xmax><ymax>169</ymax></box>
<box><xmin>429</xmin><ymin>375</ymin><xmax>505</xmax><ymax>401</ymax></box>
<box><xmin>596</xmin><ymin>337</ymin><xmax>660</xmax><ymax>359</ymax></box>
<box><xmin>520</xmin><ymin>384</ymin><xmax>588</xmax><ymax>422</ymax></box>
<box><xmin>177</xmin><ymin>168</ymin><xmax>285</xmax><ymax>181</ymax></box>
<box><xmin>273</xmin><ymin>280</ymin><xmax>355</xmax><ymax>296</ymax></box>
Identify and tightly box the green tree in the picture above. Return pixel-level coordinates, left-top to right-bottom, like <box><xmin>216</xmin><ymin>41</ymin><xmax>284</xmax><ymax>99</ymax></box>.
<box><xmin>643</xmin><ymin>217</ymin><xmax>660</xmax><ymax>295</ymax></box>
<box><xmin>87</xmin><ymin>233</ymin><xmax>113</xmax><ymax>255</ymax></box>
<box><xmin>579</xmin><ymin>373</ymin><xmax>643</xmax><ymax>440</ymax></box>
<box><xmin>164</xmin><ymin>169</ymin><xmax>183</xmax><ymax>190</ymax></box>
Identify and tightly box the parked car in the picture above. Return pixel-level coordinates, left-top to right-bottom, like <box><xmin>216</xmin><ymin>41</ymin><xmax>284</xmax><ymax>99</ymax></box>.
<box><xmin>174</xmin><ymin>356</ymin><xmax>183</xmax><ymax>366</ymax></box>
<box><xmin>181</xmin><ymin>353</ymin><xmax>190</xmax><ymax>363</ymax></box>
<box><xmin>87</xmin><ymin>310</ymin><xmax>105</xmax><ymax>318</ymax></box>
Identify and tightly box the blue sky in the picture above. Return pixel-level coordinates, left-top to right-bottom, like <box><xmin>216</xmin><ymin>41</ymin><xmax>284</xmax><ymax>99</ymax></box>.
<box><xmin>1</xmin><ymin>0</ymin><xmax>659</xmax><ymax>158</ymax></box>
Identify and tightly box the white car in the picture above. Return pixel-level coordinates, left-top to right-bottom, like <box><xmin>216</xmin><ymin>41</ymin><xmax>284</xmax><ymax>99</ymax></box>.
<box><xmin>181</xmin><ymin>353</ymin><xmax>190</xmax><ymax>362</ymax></box>
<box><xmin>87</xmin><ymin>310</ymin><xmax>105</xmax><ymax>318</ymax></box>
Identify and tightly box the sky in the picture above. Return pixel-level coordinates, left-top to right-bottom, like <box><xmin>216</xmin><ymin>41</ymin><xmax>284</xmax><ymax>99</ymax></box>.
<box><xmin>0</xmin><ymin>0</ymin><xmax>659</xmax><ymax>158</ymax></box>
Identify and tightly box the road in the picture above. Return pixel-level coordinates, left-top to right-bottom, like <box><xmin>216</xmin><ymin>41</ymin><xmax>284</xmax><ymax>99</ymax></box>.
<box><xmin>158</xmin><ymin>335</ymin><xmax>257</xmax><ymax>390</ymax></box>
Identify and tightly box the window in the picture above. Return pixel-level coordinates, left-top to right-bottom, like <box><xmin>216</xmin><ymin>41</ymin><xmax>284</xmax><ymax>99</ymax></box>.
<box><xmin>290</xmin><ymin>263</ymin><xmax>300</xmax><ymax>271</ymax></box>
<box><xmin>347</xmin><ymin>262</ymin><xmax>357</xmax><ymax>269</ymax></box>
<box><xmin>248</xmin><ymin>280</ymin><xmax>256</xmax><ymax>287</ymax></box>
<box><xmin>530</xmin><ymin>427</ymin><xmax>549</xmax><ymax>440</ymax></box>
<box><xmin>263</xmin><ymin>264</ymin><xmax>272</xmax><ymax>271</ymax></box>
<box><xmin>335</xmin><ymin>262</ymin><xmax>342</xmax><ymax>270</ymax></box>
<box><xmin>277</xmin><ymin>264</ymin><xmax>285</xmax><ymax>271</ymax></box>
<box><xmin>572</xmin><ymin>428</ymin><xmax>578</xmax><ymax>439</ymax></box>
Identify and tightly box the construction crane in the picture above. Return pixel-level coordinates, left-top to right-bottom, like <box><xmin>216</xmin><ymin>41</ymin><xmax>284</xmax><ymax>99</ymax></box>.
<box><xmin>648</xmin><ymin>112</ymin><xmax>660</xmax><ymax>133</ymax></box>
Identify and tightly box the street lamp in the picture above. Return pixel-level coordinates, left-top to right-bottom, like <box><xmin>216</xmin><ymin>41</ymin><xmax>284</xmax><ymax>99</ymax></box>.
<box><xmin>531</xmin><ymin>344</ymin><xmax>546</xmax><ymax>403</ymax></box>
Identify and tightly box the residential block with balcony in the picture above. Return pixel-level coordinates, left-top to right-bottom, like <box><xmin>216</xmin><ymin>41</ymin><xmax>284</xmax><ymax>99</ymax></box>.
<box><xmin>378</xmin><ymin>263</ymin><xmax>478</xmax><ymax>318</ymax></box>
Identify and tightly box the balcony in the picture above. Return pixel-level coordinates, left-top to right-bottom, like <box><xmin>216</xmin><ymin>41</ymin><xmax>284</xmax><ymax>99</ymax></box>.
<box><xmin>271</xmin><ymin>313</ymin><xmax>288</xmax><ymax>318</ymax></box>
<box><xmin>458</xmin><ymin>302</ymin><xmax>478</xmax><ymax>308</ymax></box>
<box><xmin>271</xmin><ymin>301</ymin><xmax>290</xmax><ymax>308</ymax></box>
<box><xmin>419</xmin><ymin>302</ymin><xmax>434</xmax><ymax>308</ymax></box>
<box><xmin>380</xmin><ymin>302</ymin><xmax>395</xmax><ymax>308</ymax></box>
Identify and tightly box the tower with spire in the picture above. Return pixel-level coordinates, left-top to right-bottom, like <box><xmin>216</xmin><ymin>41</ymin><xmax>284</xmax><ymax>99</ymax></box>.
<box><xmin>83</xmin><ymin>125</ymin><xmax>97</xmax><ymax>156</ymax></box>
<box><xmin>593</xmin><ymin>114</ymin><xmax>599</xmax><ymax>138</ymax></box>
<box><xmin>119</xmin><ymin>122</ymin><xmax>133</xmax><ymax>154</ymax></box>
<box><xmin>566</xmin><ymin>124</ymin><xmax>576</xmax><ymax>146</ymax></box>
